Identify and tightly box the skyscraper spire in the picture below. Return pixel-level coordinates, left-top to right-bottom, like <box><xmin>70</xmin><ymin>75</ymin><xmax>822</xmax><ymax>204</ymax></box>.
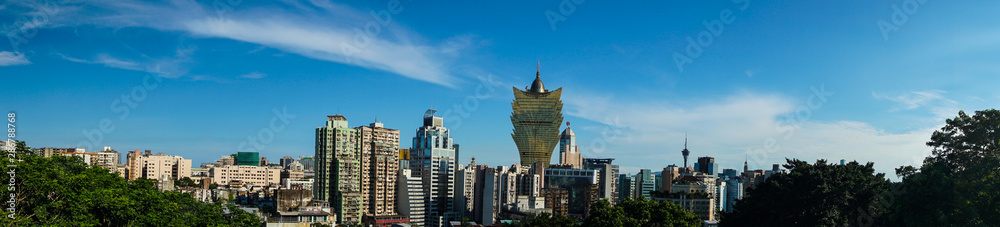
<box><xmin>537</xmin><ymin>61</ymin><xmax>540</xmax><ymax>77</ymax></box>
<box><xmin>744</xmin><ymin>155</ymin><xmax>749</xmax><ymax>172</ymax></box>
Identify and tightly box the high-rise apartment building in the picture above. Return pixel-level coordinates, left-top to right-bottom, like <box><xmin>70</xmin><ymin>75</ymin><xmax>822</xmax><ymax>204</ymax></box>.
<box><xmin>455</xmin><ymin>159</ymin><xmax>478</xmax><ymax>216</ymax></box>
<box><xmin>410</xmin><ymin>109</ymin><xmax>459</xmax><ymax>226</ymax></box>
<box><xmin>511</xmin><ymin>67</ymin><xmax>564</xmax><ymax>167</ymax></box>
<box><xmin>357</xmin><ymin>121</ymin><xmax>400</xmax><ymax>217</ymax></box>
<box><xmin>315</xmin><ymin>115</ymin><xmax>362</xmax><ymax>224</ymax></box>
<box><xmin>559</xmin><ymin>122</ymin><xmax>582</xmax><ymax>168</ymax></box>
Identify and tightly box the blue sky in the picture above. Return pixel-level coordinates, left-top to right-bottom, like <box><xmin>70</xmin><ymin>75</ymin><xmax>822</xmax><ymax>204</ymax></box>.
<box><xmin>3</xmin><ymin>0</ymin><xmax>1000</xmax><ymax>180</ymax></box>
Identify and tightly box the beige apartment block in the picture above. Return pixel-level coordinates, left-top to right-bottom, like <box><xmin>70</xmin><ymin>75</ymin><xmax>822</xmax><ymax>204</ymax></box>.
<box><xmin>357</xmin><ymin>122</ymin><xmax>400</xmax><ymax>217</ymax></box>
<box><xmin>212</xmin><ymin>165</ymin><xmax>280</xmax><ymax>187</ymax></box>
<box><xmin>125</xmin><ymin>150</ymin><xmax>192</xmax><ymax>181</ymax></box>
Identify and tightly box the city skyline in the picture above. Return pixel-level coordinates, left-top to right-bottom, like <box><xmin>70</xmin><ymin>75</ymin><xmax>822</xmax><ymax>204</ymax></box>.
<box><xmin>7</xmin><ymin>0</ymin><xmax>1000</xmax><ymax>180</ymax></box>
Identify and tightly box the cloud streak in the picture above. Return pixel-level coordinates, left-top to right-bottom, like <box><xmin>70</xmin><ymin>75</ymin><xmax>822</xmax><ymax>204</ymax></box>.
<box><xmin>22</xmin><ymin>0</ymin><xmax>465</xmax><ymax>87</ymax></box>
<box><xmin>58</xmin><ymin>50</ymin><xmax>191</xmax><ymax>79</ymax></box>
<box><xmin>240</xmin><ymin>72</ymin><xmax>266</xmax><ymax>79</ymax></box>
<box><xmin>0</xmin><ymin>51</ymin><xmax>31</xmax><ymax>66</ymax></box>
<box><xmin>873</xmin><ymin>90</ymin><xmax>956</xmax><ymax>111</ymax></box>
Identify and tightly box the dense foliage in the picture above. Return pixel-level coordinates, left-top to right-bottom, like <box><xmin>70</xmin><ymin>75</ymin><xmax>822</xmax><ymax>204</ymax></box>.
<box><xmin>511</xmin><ymin>197</ymin><xmax>700</xmax><ymax>227</ymax></box>
<box><xmin>0</xmin><ymin>141</ymin><xmax>261</xmax><ymax>226</ymax></box>
<box><xmin>175</xmin><ymin>177</ymin><xmax>199</xmax><ymax>188</ymax></box>
<box><xmin>723</xmin><ymin>109</ymin><xmax>1000</xmax><ymax>226</ymax></box>
<box><xmin>881</xmin><ymin>110</ymin><xmax>1000</xmax><ymax>226</ymax></box>
<box><xmin>720</xmin><ymin>159</ymin><xmax>890</xmax><ymax>226</ymax></box>
<box><xmin>581</xmin><ymin>198</ymin><xmax>701</xmax><ymax>227</ymax></box>
<box><xmin>507</xmin><ymin>212</ymin><xmax>579</xmax><ymax>227</ymax></box>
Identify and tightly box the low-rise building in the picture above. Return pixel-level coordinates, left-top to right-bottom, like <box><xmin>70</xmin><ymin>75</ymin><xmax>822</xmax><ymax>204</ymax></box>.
<box><xmin>126</xmin><ymin>150</ymin><xmax>192</xmax><ymax>181</ymax></box>
<box><xmin>283</xmin><ymin>178</ymin><xmax>314</xmax><ymax>190</ymax></box>
<box><xmin>212</xmin><ymin>165</ymin><xmax>280</xmax><ymax>187</ymax></box>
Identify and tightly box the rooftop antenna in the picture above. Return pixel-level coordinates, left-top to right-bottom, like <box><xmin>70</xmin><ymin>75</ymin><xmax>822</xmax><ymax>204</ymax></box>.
<box><xmin>537</xmin><ymin>61</ymin><xmax>540</xmax><ymax>77</ymax></box>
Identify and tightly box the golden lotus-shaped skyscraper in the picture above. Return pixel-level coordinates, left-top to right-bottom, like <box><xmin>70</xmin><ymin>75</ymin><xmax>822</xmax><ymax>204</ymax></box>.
<box><xmin>511</xmin><ymin>69</ymin><xmax>564</xmax><ymax>166</ymax></box>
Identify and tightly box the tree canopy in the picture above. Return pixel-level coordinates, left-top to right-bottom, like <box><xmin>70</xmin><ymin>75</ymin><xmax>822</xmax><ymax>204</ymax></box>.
<box><xmin>720</xmin><ymin>159</ymin><xmax>889</xmax><ymax>226</ymax></box>
<box><xmin>582</xmin><ymin>198</ymin><xmax>701</xmax><ymax>227</ymax></box>
<box><xmin>0</xmin><ymin>140</ymin><xmax>261</xmax><ymax>226</ymax></box>
<box><xmin>881</xmin><ymin>110</ymin><xmax>1000</xmax><ymax>226</ymax></box>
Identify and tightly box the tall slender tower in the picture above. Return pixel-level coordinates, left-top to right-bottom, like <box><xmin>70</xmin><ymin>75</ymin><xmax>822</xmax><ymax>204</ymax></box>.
<box><xmin>315</xmin><ymin>115</ymin><xmax>361</xmax><ymax>224</ymax></box>
<box><xmin>681</xmin><ymin>135</ymin><xmax>690</xmax><ymax>168</ymax></box>
<box><xmin>511</xmin><ymin>63</ymin><xmax>564</xmax><ymax>166</ymax></box>
<box><xmin>559</xmin><ymin>122</ymin><xmax>582</xmax><ymax>168</ymax></box>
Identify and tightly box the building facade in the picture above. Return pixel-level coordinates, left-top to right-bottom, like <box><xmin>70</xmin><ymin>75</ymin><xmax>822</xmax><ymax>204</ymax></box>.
<box><xmin>125</xmin><ymin>150</ymin><xmax>192</xmax><ymax>182</ymax></box>
<box><xmin>544</xmin><ymin>167</ymin><xmax>598</xmax><ymax>216</ymax></box>
<box><xmin>635</xmin><ymin>169</ymin><xmax>656</xmax><ymax>200</ymax></box>
<box><xmin>315</xmin><ymin>115</ymin><xmax>362</xmax><ymax>224</ymax></box>
<box><xmin>233</xmin><ymin>152</ymin><xmax>260</xmax><ymax>166</ymax></box>
<box><xmin>455</xmin><ymin>160</ymin><xmax>478</xmax><ymax>217</ymax></box>
<box><xmin>617</xmin><ymin>174</ymin><xmax>635</xmax><ymax>203</ymax></box>
<box><xmin>397</xmin><ymin>169</ymin><xmax>426</xmax><ymax>227</ymax></box>
<box><xmin>410</xmin><ymin>109</ymin><xmax>459</xmax><ymax>226</ymax></box>
<box><xmin>95</xmin><ymin>147</ymin><xmax>120</xmax><ymax>170</ymax></box>
<box><xmin>357</xmin><ymin>122</ymin><xmax>401</xmax><ymax>217</ymax></box>
<box><xmin>511</xmin><ymin>69</ymin><xmax>564</xmax><ymax>167</ymax></box>
<box><xmin>32</xmin><ymin>147</ymin><xmax>79</xmax><ymax>158</ymax></box>
<box><xmin>558</xmin><ymin>122</ymin><xmax>583</xmax><ymax>168</ymax></box>
<box><xmin>583</xmin><ymin>158</ymin><xmax>619</xmax><ymax>204</ymax></box>
<box><xmin>211</xmin><ymin>165</ymin><xmax>280</xmax><ymax>187</ymax></box>
<box><xmin>695</xmin><ymin>156</ymin><xmax>717</xmax><ymax>177</ymax></box>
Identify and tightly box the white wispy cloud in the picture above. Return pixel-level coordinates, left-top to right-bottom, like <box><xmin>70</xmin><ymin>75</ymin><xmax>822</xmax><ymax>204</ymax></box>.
<box><xmin>0</xmin><ymin>51</ymin><xmax>31</xmax><ymax>66</ymax></box>
<box><xmin>57</xmin><ymin>49</ymin><xmax>191</xmax><ymax>79</ymax></box>
<box><xmin>566</xmin><ymin>89</ymin><xmax>935</xmax><ymax>180</ymax></box>
<box><xmin>240</xmin><ymin>72</ymin><xmax>266</xmax><ymax>79</ymax></box>
<box><xmin>873</xmin><ymin>90</ymin><xmax>956</xmax><ymax>110</ymax></box>
<box><xmin>28</xmin><ymin>0</ymin><xmax>467</xmax><ymax>87</ymax></box>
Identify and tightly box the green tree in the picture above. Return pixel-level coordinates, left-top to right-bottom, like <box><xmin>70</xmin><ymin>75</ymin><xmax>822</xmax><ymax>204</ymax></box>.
<box><xmin>512</xmin><ymin>212</ymin><xmax>579</xmax><ymax>227</ymax></box>
<box><xmin>175</xmin><ymin>177</ymin><xmax>198</xmax><ymax>188</ymax></box>
<box><xmin>0</xmin><ymin>140</ymin><xmax>261</xmax><ymax>226</ymax></box>
<box><xmin>583</xmin><ymin>198</ymin><xmax>701</xmax><ymax>227</ymax></box>
<box><xmin>720</xmin><ymin>159</ymin><xmax>889</xmax><ymax>226</ymax></box>
<box><xmin>881</xmin><ymin>110</ymin><xmax>1000</xmax><ymax>226</ymax></box>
